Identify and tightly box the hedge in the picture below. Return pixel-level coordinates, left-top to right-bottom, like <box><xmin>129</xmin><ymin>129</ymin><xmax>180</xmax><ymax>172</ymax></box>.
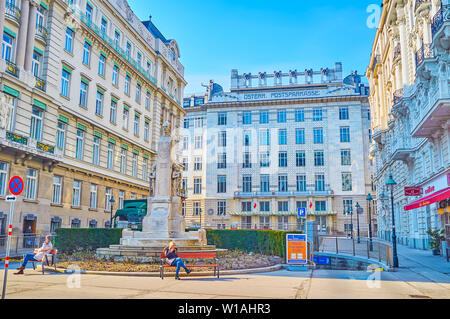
<box><xmin>53</xmin><ymin>228</ymin><xmax>123</xmax><ymax>253</ymax></box>
<box><xmin>206</xmin><ymin>229</ymin><xmax>303</xmax><ymax>258</ymax></box>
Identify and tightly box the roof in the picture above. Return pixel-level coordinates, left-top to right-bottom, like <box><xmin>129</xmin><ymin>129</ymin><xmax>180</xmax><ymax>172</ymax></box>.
<box><xmin>142</xmin><ymin>19</ymin><xmax>170</xmax><ymax>43</ymax></box>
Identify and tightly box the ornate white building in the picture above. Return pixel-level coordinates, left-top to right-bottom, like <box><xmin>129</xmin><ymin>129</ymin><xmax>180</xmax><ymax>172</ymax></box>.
<box><xmin>366</xmin><ymin>0</ymin><xmax>449</xmax><ymax>254</ymax></box>
<box><xmin>182</xmin><ymin>63</ymin><xmax>375</xmax><ymax>236</ymax></box>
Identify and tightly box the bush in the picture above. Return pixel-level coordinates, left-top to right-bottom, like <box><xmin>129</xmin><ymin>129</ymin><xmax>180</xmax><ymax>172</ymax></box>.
<box><xmin>53</xmin><ymin>228</ymin><xmax>123</xmax><ymax>254</ymax></box>
<box><xmin>206</xmin><ymin>229</ymin><xmax>303</xmax><ymax>258</ymax></box>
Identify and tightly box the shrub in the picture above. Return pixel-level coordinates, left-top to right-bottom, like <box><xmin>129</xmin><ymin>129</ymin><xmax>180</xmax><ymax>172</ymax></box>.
<box><xmin>53</xmin><ymin>228</ymin><xmax>123</xmax><ymax>254</ymax></box>
<box><xmin>206</xmin><ymin>229</ymin><xmax>303</xmax><ymax>258</ymax></box>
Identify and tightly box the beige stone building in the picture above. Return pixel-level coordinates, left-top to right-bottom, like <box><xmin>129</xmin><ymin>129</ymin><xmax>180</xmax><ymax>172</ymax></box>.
<box><xmin>0</xmin><ymin>0</ymin><xmax>186</xmax><ymax>237</ymax></box>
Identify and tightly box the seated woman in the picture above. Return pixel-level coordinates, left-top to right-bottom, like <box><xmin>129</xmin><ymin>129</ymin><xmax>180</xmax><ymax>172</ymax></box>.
<box><xmin>164</xmin><ymin>241</ymin><xmax>191</xmax><ymax>280</ymax></box>
<box><xmin>14</xmin><ymin>235</ymin><xmax>53</xmax><ymax>275</ymax></box>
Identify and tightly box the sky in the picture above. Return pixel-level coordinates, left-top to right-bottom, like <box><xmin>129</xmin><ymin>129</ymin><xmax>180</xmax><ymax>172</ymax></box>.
<box><xmin>128</xmin><ymin>0</ymin><xmax>379</xmax><ymax>95</ymax></box>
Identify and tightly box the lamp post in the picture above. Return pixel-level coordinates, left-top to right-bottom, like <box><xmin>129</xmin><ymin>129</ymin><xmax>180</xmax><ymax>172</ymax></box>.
<box><xmin>386</xmin><ymin>174</ymin><xmax>399</xmax><ymax>268</ymax></box>
<box><xmin>350</xmin><ymin>203</ymin><xmax>354</xmax><ymax>239</ymax></box>
<box><xmin>109</xmin><ymin>196</ymin><xmax>115</xmax><ymax>228</ymax></box>
<box><xmin>366</xmin><ymin>193</ymin><xmax>374</xmax><ymax>251</ymax></box>
<box><xmin>355</xmin><ymin>202</ymin><xmax>361</xmax><ymax>243</ymax></box>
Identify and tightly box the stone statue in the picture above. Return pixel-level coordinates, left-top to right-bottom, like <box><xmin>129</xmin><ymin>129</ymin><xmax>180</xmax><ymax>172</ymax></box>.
<box><xmin>171</xmin><ymin>163</ymin><xmax>182</xmax><ymax>196</ymax></box>
<box><xmin>149</xmin><ymin>163</ymin><xmax>157</xmax><ymax>197</ymax></box>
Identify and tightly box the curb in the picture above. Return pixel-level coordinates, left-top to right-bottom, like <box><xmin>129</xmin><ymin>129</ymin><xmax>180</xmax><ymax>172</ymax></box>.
<box><xmin>50</xmin><ymin>264</ymin><xmax>284</xmax><ymax>277</ymax></box>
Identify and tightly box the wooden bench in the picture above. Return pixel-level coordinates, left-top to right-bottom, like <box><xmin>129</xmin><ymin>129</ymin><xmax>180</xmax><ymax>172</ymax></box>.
<box><xmin>160</xmin><ymin>251</ymin><xmax>219</xmax><ymax>279</ymax></box>
<box><xmin>26</xmin><ymin>249</ymin><xmax>58</xmax><ymax>274</ymax></box>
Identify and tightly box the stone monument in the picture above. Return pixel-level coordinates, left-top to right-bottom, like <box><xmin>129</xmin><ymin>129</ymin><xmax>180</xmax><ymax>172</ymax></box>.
<box><xmin>97</xmin><ymin>122</ymin><xmax>212</xmax><ymax>262</ymax></box>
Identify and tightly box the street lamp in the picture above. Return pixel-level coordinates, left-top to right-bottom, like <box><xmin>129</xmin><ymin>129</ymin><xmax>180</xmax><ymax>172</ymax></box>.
<box><xmin>355</xmin><ymin>202</ymin><xmax>361</xmax><ymax>243</ymax></box>
<box><xmin>350</xmin><ymin>202</ymin><xmax>354</xmax><ymax>239</ymax></box>
<box><xmin>366</xmin><ymin>193</ymin><xmax>374</xmax><ymax>251</ymax></box>
<box><xmin>386</xmin><ymin>174</ymin><xmax>399</xmax><ymax>268</ymax></box>
<box><xmin>109</xmin><ymin>196</ymin><xmax>115</xmax><ymax>228</ymax></box>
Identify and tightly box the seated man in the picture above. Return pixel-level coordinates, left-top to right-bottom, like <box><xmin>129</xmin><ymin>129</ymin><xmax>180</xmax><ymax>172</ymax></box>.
<box><xmin>14</xmin><ymin>235</ymin><xmax>53</xmax><ymax>275</ymax></box>
<box><xmin>164</xmin><ymin>241</ymin><xmax>191</xmax><ymax>280</ymax></box>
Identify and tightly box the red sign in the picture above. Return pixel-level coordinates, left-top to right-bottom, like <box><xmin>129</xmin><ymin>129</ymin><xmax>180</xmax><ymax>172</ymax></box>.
<box><xmin>425</xmin><ymin>186</ymin><xmax>435</xmax><ymax>195</ymax></box>
<box><xmin>405</xmin><ymin>187</ymin><xmax>423</xmax><ymax>196</ymax></box>
<box><xmin>8</xmin><ymin>176</ymin><xmax>24</xmax><ymax>196</ymax></box>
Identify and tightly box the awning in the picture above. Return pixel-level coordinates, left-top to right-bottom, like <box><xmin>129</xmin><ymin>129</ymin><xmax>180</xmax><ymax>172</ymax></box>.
<box><xmin>404</xmin><ymin>187</ymin><xmax>450</xmax><ymax>211</ymax></box>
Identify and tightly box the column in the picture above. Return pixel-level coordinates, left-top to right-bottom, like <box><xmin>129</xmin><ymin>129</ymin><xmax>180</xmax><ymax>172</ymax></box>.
<box><xmin>0</xmin><ymin>0</ymin><xmax>6</xmax><ymax>55</ymax></box>
<box><xmin>16</xmin><ymin>0</ymin><xmax>30</xmax><ymax>70</ymax></box>
<box><xmin>24</xmin><ymin>2</ymin><xmax>37</xmax><ymax>72</ymax></box>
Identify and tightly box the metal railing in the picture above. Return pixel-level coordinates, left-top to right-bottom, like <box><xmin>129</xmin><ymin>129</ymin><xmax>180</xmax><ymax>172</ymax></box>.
<box><xmin>415</xmin><ymin>43</ymin><xmax>434</xmax><ymax>68</ymax></box>
<box><xmin>432</xmin><ymin>4</ymin><xmax>449</xmax><ymax>38</ymax></box>
<box><xmin>5</xmin><ymin>60</ymin><xmax>19</xmax><ymax>77</ymax></box>
<box><xmin>35</xmin><ymin>24</ymin><xmax>48</xmax><ymax>42</ymax></box>
<box><xmin>317</xmin><ymin>236</ymin><xmax>394</xmax><ymax>267</ymax></box>
<box><xmin>5</xmin><ymin>1</ymin><xmax>21</xmax><ymax>23</ymax></box>
<box><xmin>35</xmin><ymin>76</ymin><xmax>46</xmax><ymax>91</ymax></box>
<box><xmin>0</xmin><ymin>234</ymin><xmax>48</xmax><ymax>258</ymax></box>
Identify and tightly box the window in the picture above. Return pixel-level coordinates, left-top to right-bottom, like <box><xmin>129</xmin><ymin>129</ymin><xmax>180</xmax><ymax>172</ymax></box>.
<box><xmin>260</xmin><ymin>111</ymin><xmax>269</xmax><ymax>124</ymax></box>
<box><xmin>243</xmin><ymin>152</ymin><xmax>251</xmax><ymax>168</ymax></box>
<box><xmin>2</xmin><ymin>33</ymin><xmax>14</xmax><ymax>61</ymax></box>
<box><xmin>98</xmin><ymin>54</ymin><xmax>106</xmax><ymax>76</ymax></box>
<box><xmin>295</xmin><ymin>109</ymin><xmax>305</xmax><ymax>122</ymax></box>
<box><xmin>295</xmin><ymin>128</ymin><xmax>305</xmax><ymax>144</ymax></box>
<box><xmin>278</xmin><ymin>151</ymin><xmax>287</xmax><ymax>167</ymax></box>
<box><xmin>61</xmin><ymin>69</ymin><xmax>70</xmax><ymax>97</ymax></box>
<box><xmin>278</xmin><ymin>129</ymin><xmax>287</xmax><ymax>145</ymax></box>
<box><xmin>90</xmin><ymin>184</ymin><xmax>97</xmax><ymax>209</ymax></box>
<box><xmin>260</xmin><ymin>129</ymin><xmax>270</xmax><ymax>145</ymax></box>
<box><xmin>85</xmin><ymin>3</ymin><xmax>93</xmax><ymax>21</ymax></box>
<box><xmin>297</xmin><ymin>201</ymin><xmax>307</xmax><ymax>209</ymax></box>
<box><xmin>242</xmin><ymin>175</ymin><xmax>252</xmax><ymax>193</ymax></box>
<box><xmin>243</xmin><ymin>131</ymin><xmax>251</xmax><ymax>146</ymax></box>
<box><xmin>118</xmin><ymin>190</ymin><xmax>124</xmax><ymax>209</ymax></box>
<box><xmin>193</xmin><ymin>202</ymin><xmax>201</xmax><ymax>216</ymax></box>
<box><xmin>296</xmin><ymin>151</ymin><xmax>306</xmax><ymax>167</ymax></box>
<box><xmin>72</xmin><ymin>180</ymin><xmax>81</xmax><ymax>207</ymax></box>
<box><xmin>313</xmin><ymin>108</ymin><xmax>323</xmax><ymax>121</ymax></box>
<box><xmin>182</xmin><ymin>158</ymin><xmax>188</xmax><ymax>171</ymax></box>
<box><xmin>242</xmin><ymin>202</ymin><xmax>252</xmax><ymax>212</ymax></box>
<box><xmin>142</xmin><ymin>158</ymin><xmax>148</xmax><ymax>181</ymax></box>
<box><xmin>134</xmin><ymin>114</ymin><xmax>140</xmax><ymax>136</ymax></box>
<box><xmin>79</xmin><ymin>81</ymin><xmax>88</xmax><ymax>107</ymax></box>
<box><xmin>75</xmin><ymin>129</ymin><xmax>84</xmax><ymax>160</ymax></box>
<box><xmin>260</xmin><ymin>202</ymin><xmax>270</xmax><ymax>212</ymax></box>
<box><xmin>182</xmin><ymin>136</ymin><xmax>189</xmax><ymax>150</ymax></box>
<box><xmin>64</xmin><ymin>28</ymin><xmax>74</xmax><ymax>52</ymax></box>
<box><xmin>92</xmin><ymin>137</ymin><xmax>100</xmax><ymax>165</ymax></box>
<box><xmin>194</xmin><ymin>117</ymin><xmax>204</xmax><ymax>128</ymax></box>
<box><xmin>95</xmin><ymin>90</ymin><xmax>103</xmax><ymax>116</ymax></box>
<box><xmin>136</xmin><ymin>83</ymin><xmax>141</xmax><ymax>103</ymax></box>
<box><xmin>217</xmin><ymin>153</ymin><xmax>226</xmax><ymax>169</ymax></box>
<box><xmin>105</xmin><ymin>187</ymin><xmax>112</xmax><ymax>211</ymax></box>
<box><xmin>315</xmin><ymin>174</ymin><xmax>325</xmax><ymax>192</ymax></box>
<box><xmin>145</xmin><ymin>91</ymin><xmax>151</xmax><ymax>110</ymax></box>
<box><xmin>107</xmin><ymin>143</ymin><xmax>114</xmax><ymax>170</ymax></box>
<box><xmin>193</xmin><ymin>178</ymin><xmax>202</xmax><ymax>194</ymax></box>
<box><xmin>30</xmin><ymin>107</ymin><xmax>43</xmax><ymax>141</ymax></box>
<box><xmin>56</xmin><ymin>121</ymin><xmax>66</xmax><ymax>151</ymax></box>
<box><xmin>340</xmin><ymin>127</ymin><xmax>350</xmax><ymax>143</ymax></box>
<box><xmin>0</xmin><ymin>162</ymin><xmax>8</xmax><ymax>196</ymax></box>
<box><xmin>341</xmin><ymin>150</ymin><xmax>351</xmax><ymax>166</ymax></box>
<box><xmin>277</xmin><ymin>110</ymin><xmax>286</xmax><ymax>123</ymax></box>
<box><xmin>314</xmin><ymin>151</ymin><xmax>324</xmax><ymax>166</ymax></box>
<box><xmin>126</xmin><ymin>41</ymin><xmax>132</xmax><ymax>57</ymax></box>
<box><xmin>114</xmin><ymin>31</ymin><xmax>120</xmax><ymax>46</ymax></box>
<box><xmin>183</xmin><ymin>118</ymin><xmax>190</xmax><ymax>129</ymax></box>
<box><xmin>100</xmin><ymin>17</ymin><xmax>108</xmax><ymax>34</ymax></box>
<box><xmin>339</xmin><ymin>107</ymin><xmax>349</xmax><ymax>120</ymax></box>
<box><xmin>82</xmin><ymin>42</ymin><xmax>91</xmax><ymax>65</ymax></box>
<box><xmin>260</xmin><ymin>152</ymin><xmax>270</xmax><ymax>167</ymax></box>
<box><xmin>132</xmin><ymin>153</ymin><xmax>137</xmax><ymax>177</ymax></box>
<box><xmin>217</xmin><ymin>201</ymin><xmax>226</xmax><ymax>215</ymax></box>
<box><xmin>32</xmin><ymin>51</ymin><xmax>41</xmax><ymax>77</ymax></box>
<box><xmin>137</xmin><ymin>52</ymin><xmax>142</xmax><ymax>66</ymax></box>
<box><xmin>144</xmin><ymin>121</ymin><xmax>150</xmax><ymax>141</ymax></box>
<box><xmin>218</xmin><ymin>113</ymin><xmax>227</xmax><ymax>125</ymax></box>
<box><xmin>194</xmin><ymin>157</ymin><xmax>202</xmax><ymax>171</ymax></box>
<box><xmin>315</xmin><ymin>201</ymin><xmax>327</xmax><ymax>211</ymax></box>
<box><xmin>260</xmin><ymin>175</ymin><xmax>270</xmax><ymax>192</ymax></box>
<box><xmin>110</xmin><ymin>99</ymin><xmax>117</xmax><ymax>123</ymax></box>
<box><xmin>343</xmin><ymin>199</ymin><xmax>353</xmax><ymax>215</ymax></box>
<box><xmin>120</xmin><ymin>149</ymin><xmax>127</xmax><ymax>174</ymax></box>
<box><xmin>243</xmin><ymin>111</ymin><xmax>252</xmax><ymax>124</ymax></box>
<box><xmin>218</xmin><ymin>131</ymin><xmax>227</xmax><ymax>147</ymax></box>
<box><xmin>278</xmin><ymin>175</ymin><xmax>288</xmax><ymax>192</ymax></box>
<box><xmin>124</xmin><ymin>75</ymin><xmax>130</xmax><ymax>95</ymax></box>
<box><xmin>296</xmin><ymin>175</ymin><xmax>306</xmax><ymax>192</ymax></box>
<box><xmin>194</xmin><ymin>135</ymin><xmax>203</xmax><ymax>149</ymax></box>
<box><xmin>342</xmin><ymin>173</ymin><xmax>352</xmax><ymax>191</ymax></box>
<box><xmin>313</xmin><ymin>128</ymin><xmax>323</xmax><ymax>144</ymax></box>
<box><xmin>52</xmin><ymin>176</ymin><xmax>62</xmax><ymax>204</ymax></box>
<box><xmin>217</xmin><ymin>175</ymin><xmax>227</xmax><ymax>193</ymax></box>
<box><xmin>112</xmin><ymin>65</ymin><xmax>119</xmax><ymax>87</ymax></box>
<box><xmin>25</xmin><ymin>168</ymin><xmax>38</xmax><ymax>200</ymax></box>
<box><xmin>278</xmin><ymin>201</ymin><xmax>289</xmax><ymax>212</ymax></box>
<box><xmin>146</xmin><ymin>61</ymin><xmax>151</xmax><ymax>74</ymax></box>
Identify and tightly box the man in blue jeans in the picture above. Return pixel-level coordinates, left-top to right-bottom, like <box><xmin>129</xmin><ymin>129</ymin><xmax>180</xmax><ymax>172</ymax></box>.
<box><xmin>14</xmin><ymin>235</ymin><xmax>53</xmax><ymax>275</ymax></box>
<box><xmin>164</xmin><ymin>241</ymin><xmax>191</xmax><ymax>280</ymax></box>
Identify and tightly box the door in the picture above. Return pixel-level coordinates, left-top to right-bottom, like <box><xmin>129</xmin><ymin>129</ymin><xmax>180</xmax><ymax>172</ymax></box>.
<box><xmin>22</xmin><ymin>218</ymin><xmax>37</xmax><ymax>248</ymax></box>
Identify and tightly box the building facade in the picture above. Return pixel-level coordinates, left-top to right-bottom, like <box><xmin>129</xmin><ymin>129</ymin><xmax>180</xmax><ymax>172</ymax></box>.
<box><xmin>366</xmin><ymin>0</ymin><xmax>449</xmax><ymax>253</ymax></box>
<box><xmin>0</xmin><ymin>0</ymin><xmax>186</xmax><ymax>237</ymax></box>
<box><xmin>182</xmin><ymin>63</ymin><xmax>375</xmax><ymax>235</ymax></box>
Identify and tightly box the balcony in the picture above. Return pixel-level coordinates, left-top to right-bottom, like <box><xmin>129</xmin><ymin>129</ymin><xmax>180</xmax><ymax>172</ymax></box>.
<box><xmin>5</xmin><ymin>1</ymin><xmax>21</xmax><ymax>24</ymax></box>
<box><xmin>5</xmin><ymin>60</ymin><xmax>19</xmax><ymax>78</ymax></box>
<box><xmin>234</xmin><ymin>189</ymin><xmax>333</xmax><ymax>199</ymax></box>
<box><xmin>35</xmin><ymin>77</ymin><xmax>46</xmax><ymax>92</ymax></box>
<box><xmin>432</xmin><ymin>4</ymin><xmax>450</xmax><ymax>48</ymax></box>
<box><xmin>35</xmin><ymin>24</ymin><xmax>48</xmax><ymax>43</ymax></box>
<box><xmin>393</xmin><ymin>88</ymin><xmax>404</xmax><ymax>105</ymax></box>
<box><xmin>390</xmin><ymin>136</ymin><xmax>414</xmax><ymax>162</ymax></box>
<box><xmin>415</xmin><ymin>43</ymin><xmax>434</xmax><ymax>68</ymax></box>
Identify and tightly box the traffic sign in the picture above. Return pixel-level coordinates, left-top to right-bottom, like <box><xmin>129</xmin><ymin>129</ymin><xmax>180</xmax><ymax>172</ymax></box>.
<box><xmin>8</xmin><ymin>176</ymin><xmax>24</xmax><ymax>196</ymax></box>
<box><xmin>5</xmin><ymin>195</ymin><xmax>16</xmax><ymax>202</ymax></box>
<box><xmin>297</xmin><ymin>207</ymin><xmax>306</xmax><ymax>218</ymax></box>
<box><xmin>286</xmin><ymin>234</ymin><xmax>307</xmax><ymax>265</ymax></box>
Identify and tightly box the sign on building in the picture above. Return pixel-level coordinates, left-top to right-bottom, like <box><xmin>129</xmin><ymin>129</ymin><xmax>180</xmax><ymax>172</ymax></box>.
<box><xmin>405</xmin><ymin>187</ymin><xmax>423</xmax><ymax>197</ymax></box>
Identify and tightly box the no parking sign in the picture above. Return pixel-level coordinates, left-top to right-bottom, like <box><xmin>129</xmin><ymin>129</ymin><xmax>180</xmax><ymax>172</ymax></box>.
<box><xmin>9</xmin><ymin>176</ymin><xmax>24</xmax><ymax>195</ymax></box>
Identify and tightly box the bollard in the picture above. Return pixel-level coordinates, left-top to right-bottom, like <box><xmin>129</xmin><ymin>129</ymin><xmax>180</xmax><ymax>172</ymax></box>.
<box><xmin>367</xmin><ymin>240</ymin><xmax>370</xmax><ymax>259</ymax></box>
<box><xmin>352</xmin><ymin>238</ymin><xmax>356</xmax><ymax>256</ymax></box>
<box><xmin>335</xmin><ymin>236</ymin><xmax>339</xmax><ymax>254</ymax></box>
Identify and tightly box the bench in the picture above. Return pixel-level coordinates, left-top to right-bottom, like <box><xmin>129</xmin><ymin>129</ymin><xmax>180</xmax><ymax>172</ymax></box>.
<box><xmin>26</xmin><ymin>249</ymin><xmax>58</xmax><ymax>274</ymax></box>
<box><xmin>160</xmin><ymin>251</ymin><xmax>219</xmax><ymax>279</ymax></box>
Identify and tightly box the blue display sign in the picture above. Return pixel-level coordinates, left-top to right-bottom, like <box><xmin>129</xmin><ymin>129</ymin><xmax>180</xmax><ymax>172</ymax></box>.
<box><xmin>313</xmin><ymin>256</ymin><xmax>331</xmax><ymax>265</ymax></box>
<box><xmin>297</xmin><ymin>207</ymin><xmax>306</xmax><ymax>218</ymax></box>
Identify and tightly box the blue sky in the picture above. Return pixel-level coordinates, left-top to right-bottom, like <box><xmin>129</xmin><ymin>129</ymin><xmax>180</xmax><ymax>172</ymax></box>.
<box><xmin>129</xmin><ymin>0</ymin><xmax>379</xmax><ymax>95</ymax></box>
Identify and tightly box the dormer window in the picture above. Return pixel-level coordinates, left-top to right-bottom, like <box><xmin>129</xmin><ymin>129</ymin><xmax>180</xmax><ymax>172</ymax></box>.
<box><xmin>170</xmin><ymin>48</ymin><xmax>176</xmax><ymax>61</ymax></box>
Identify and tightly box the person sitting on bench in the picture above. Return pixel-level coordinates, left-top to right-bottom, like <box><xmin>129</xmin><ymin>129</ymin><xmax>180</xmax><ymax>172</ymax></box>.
<box><xmin>163</xmin><ymin>241</ymin><xmax>191</xmax><ymax>280</ymax></box>
<box><xmin>14</xmin><ymin>235</ymin><xmax>53</xmax><ymax>275</ymax></box>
